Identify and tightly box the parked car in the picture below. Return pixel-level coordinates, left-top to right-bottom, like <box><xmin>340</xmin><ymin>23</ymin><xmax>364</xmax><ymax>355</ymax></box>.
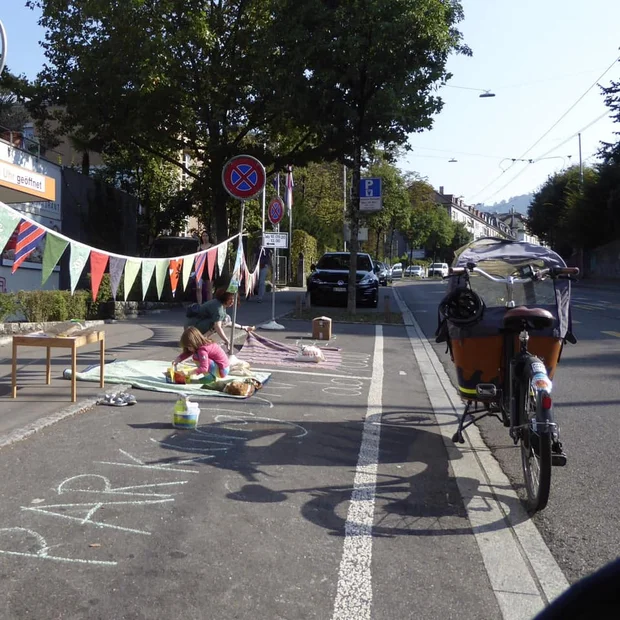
<box><xmin>374</xmin><ymin>260</ymin><xmax>392</xmax><ymax>286</ymax></box>
<box><xmin>427</xmin><ymin>262</ymin><xmax>449</xmax><ymax>278</ymax></box>
<box><xmin>390</xmin><ymin>262</ymin><xmax>403</xmax><ymax>279</ymax></box>
<box><xmin>405</xmin><ymin>265</ymin><xmax>425</xmax><ymax>278</ymax></box>
<box><xmin>307</xmin><ymin>252</ymin><xmax>379</xmax><ymax>307</ymax></box>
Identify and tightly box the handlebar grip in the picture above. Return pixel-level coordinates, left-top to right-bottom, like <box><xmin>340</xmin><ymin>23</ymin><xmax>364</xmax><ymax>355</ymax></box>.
<box><xmin>552</xmin><ymin>267</ymin><xmax>580</xmax><ymax>276</ymax></box>
<box><xmin>449</xmin><ymin>267</ymin><xmax>466</xmax><ymax>276</ymax></box>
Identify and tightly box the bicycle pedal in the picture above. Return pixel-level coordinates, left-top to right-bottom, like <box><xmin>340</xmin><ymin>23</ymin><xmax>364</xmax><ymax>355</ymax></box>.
<box><xmin>476</xmin><ymin>383</ymin><xmax>497</xmax><ymax>397</ymax></box>
<box><xmin>552</xmin><ymin>453</ymin><xmax>567</xmax><ymax>467</ymax></box>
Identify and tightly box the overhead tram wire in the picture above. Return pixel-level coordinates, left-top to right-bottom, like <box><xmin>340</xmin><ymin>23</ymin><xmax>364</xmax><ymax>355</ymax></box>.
<box><xmin>468</xmin><ymin>53</ymin><xmax>620</xmax><ymax>202</ymax></box>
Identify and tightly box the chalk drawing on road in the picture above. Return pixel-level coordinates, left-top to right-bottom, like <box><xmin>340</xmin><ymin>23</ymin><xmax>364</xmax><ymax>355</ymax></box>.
<box><xmin>0</xmin><ymin>527</ymin><xmax>117</xmax><ymax>567</ymax></box>
<box><xmin>214</xmin><ymin>414</ymin><xmax>308</xmax><ymax>438</ymax></box>
<box><xmin>22</xmin><ymin>498</ymin><xmax>174</xmax><ymax>535</ymax></box>
<box><xmin>322</xmin><ymin>377</ymin><xmax>364</xmax><ymax>397</ymax></box>
<box><xmin>150</xmin><ymin>437</ymin><xmax>220</xmax><ymax>454</ymax></box>
<box><xmin>338</xmin><ymin>352</ymin><xmax>371</xmax><ymax>371</ymax></box>
<box><xmin>57</xmin><ymin>474</ymin><xmax>188</xmax><ymax>498</ymax></box>
<box><xmin>97</xmin><ymin>448</ymin><xmax>200</xmax><ymax>474</ymax></box>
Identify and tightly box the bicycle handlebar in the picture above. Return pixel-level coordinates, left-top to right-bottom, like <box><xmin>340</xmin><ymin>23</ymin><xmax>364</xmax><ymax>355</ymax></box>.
<box><xmin>448</xmin><ymin>265</ymin><xmax>580</xmax><ymax>284</ymax></box>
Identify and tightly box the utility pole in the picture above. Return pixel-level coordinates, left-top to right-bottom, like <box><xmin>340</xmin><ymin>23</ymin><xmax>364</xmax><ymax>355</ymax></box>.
<box><xmin>343</xmin><ymin>165</ymin><xmax>347</xmax><ymax>251</ymax></box>
<box><xmin>578</xmin><ymin>132</ymin><xmax>583</xmax><ymax>185</ymax></box>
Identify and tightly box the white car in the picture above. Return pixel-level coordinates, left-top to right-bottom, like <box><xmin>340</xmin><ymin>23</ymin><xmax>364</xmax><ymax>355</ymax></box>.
<box><xmin>390</xmin><ymin>263</ymin><xmax>403</xmax><ymax>279</ymax></box>
<box><xmin>428</xmin><ymin>262</ymin><xmax>449</xmax><ymax>278</ymax></box>
<box><xmin>405</xmin><ymin>265</ymin><xmax>425</xmax><ymax>278</ymax></box>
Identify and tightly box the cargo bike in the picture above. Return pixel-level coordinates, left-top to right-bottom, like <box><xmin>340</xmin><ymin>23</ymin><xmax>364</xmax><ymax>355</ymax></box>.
<box><xmin>436</xmin><ymin>238</ymin><xmax>578</xmax><ymax>512</ymax></box>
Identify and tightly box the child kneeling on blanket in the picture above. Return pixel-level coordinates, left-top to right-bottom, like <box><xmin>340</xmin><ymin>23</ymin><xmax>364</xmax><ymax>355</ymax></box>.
<box><xmin>173</xmin><ymin>326</ymin><xmax>230</xmax><ymax>385</ymax></box>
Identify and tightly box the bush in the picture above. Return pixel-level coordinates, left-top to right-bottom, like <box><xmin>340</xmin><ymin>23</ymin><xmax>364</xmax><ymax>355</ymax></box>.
<box><xmin>14</xmin><ymin>290</ymin><xmax>92</xmax><ymax>323</ymax></box>
<box><xmin>0</xmin><ymin>293</ymin><xmax>17</xmax><ymax>321</ymax></box>
<box><xmin>291</xmin><ymin>229</ymin><xmax>318</xmax><ymax>283</ymax></box>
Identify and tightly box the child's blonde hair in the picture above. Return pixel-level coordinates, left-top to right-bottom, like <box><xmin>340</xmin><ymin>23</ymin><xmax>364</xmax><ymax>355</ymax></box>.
<box><xmin>180</xmin><ymin>326</ymin><xmax>212</xmax><ymax>353</ymax></box>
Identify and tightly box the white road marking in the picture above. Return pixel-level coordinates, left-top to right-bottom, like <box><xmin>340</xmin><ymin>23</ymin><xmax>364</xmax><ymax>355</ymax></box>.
<box><xmin>251</xmin><ymin>367</ymin><xmax>371</xmax><ymax>380</ymax></box>
<box><xmin>392</xmin><ymin>289</ymin><xmax>569</xmax><ymax>620</ymax></box>
<box><xmin>332</xmin><ymin>325</ymin><xmax>383</xmax><ymax>620</ymax></box>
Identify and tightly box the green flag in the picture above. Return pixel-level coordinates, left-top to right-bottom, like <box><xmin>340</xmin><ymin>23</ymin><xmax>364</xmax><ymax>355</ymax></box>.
<box><xmin>69</xmin><ymin>244</ymin><xmax>90</xmax><ymax>293</ymax></box>
<box><xmin>154</xmin><ymin>259</ymin><xmax>168</xmax><ymax>300</ymax></box>
<box><xmin>124</xmin><ymin>259</ymin><xmax>141</xmax><ymax>301</ymax></box>
<box><xmin>41</xmin><ymin>234</ymin><xmax>69</xmax><ymax>285</ymax></box>
<box><xmin>0</xmin><ymin>205</ymin><xmax>20</xmax><ymax>253</ymax></box>
<box><xmin>141</xmin><ymin>259</ymin><xmax>156</xmax><ymax>300</ymax></box>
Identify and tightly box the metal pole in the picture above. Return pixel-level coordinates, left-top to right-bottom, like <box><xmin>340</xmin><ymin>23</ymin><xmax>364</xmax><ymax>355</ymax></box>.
<box><xmin>343</xmin><ymin>165</ymin><xmax>347</xmax><ymax>251</ymax></box>
<box><xmin>578</xmin><ymin>132</ymin><xmax>583</xmax><ymax>185</ymax></box>
<box><xmin>271</xmin><ymin>223</ymin><xmax>278</xmax><ymax>321</ymax></box>
<box><xmin>261</xmin><ymin>186</ymin><xmax>266</xmax><ymax>233</ymax></box>
<box><xmin>288</xmin><ymin>205</ymin><xmax>293</xmax><ymax>284</ymax></box>
<box><xmin>229</xmin><ymin>201</ymin><xmax>245</xmax><ymax>356</ymax></box>
<box><xmin>0</xmin><ymin>19</ymin><xmax>7</xmax><ymax>76</ymax></box>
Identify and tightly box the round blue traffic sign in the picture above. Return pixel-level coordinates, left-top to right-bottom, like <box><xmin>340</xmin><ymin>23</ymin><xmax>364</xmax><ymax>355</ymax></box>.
<box><xmin>222</xmin><ymin>155</ymin><xmax>266</xmax><ymax>200</ymax></box>
<box><xmin>268</xmin><ymin>197</ymin><xmax>284</xmax><ymax>225</ymax></box>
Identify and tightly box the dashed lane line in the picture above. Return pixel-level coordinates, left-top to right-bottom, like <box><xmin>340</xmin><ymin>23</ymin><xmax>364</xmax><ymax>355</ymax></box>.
<box><xmin>601</xmin><ymin>331</ymin><xmax>620</xmax><ymax>338</ymax></box>
<box><xmin>393</xmin><ymin>289</ymin><xmax>569</xmax><ymax>620</ymax></box>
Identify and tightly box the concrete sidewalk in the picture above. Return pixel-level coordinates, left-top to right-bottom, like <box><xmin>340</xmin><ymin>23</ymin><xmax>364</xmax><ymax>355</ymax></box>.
<box><xmin>0</xmin><ymin>289</ymin><xmax>304</xmax><ymax>443</ymax></box>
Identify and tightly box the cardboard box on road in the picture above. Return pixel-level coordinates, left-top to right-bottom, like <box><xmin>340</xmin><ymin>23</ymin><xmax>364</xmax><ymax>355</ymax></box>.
<box><xmin>312</xmin><ymin>316</ymin><xmax>332</xmax><ymax>340</ymax></box>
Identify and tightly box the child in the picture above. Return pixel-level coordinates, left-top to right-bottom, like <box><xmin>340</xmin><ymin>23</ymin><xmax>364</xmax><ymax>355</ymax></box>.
<box><xmin>173</xmin><ymin>326</ymin><xmax>230</xmax><ymax>384</ymax></box>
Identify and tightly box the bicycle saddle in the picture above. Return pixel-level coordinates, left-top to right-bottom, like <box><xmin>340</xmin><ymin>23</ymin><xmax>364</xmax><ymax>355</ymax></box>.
<box><xmin>503</xmin><ymin>306</ymin><xmax>554</xmax><ymax>331</ymax></box>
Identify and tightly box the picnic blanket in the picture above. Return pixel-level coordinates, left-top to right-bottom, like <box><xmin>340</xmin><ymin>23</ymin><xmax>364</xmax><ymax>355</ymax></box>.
<box><xmin>238</xmin><ymin>332</ymin><xmax>342</xmax><ymax>369</ymax></box>
<box><xmin>63</xmin><ymin>359</ymin><xmax>271</xmax><ymax>399</ymax></box>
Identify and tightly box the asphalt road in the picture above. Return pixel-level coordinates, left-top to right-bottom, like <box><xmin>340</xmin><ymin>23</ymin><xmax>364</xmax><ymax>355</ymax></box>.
<box><xmin>0</xmin><ymin>321</ymin><xmax>501</xmax><ymax>620</ymax></box>
<box><xmin>397</xmin><ymin>278</ymin><xmax>620</xmax><ymax>584</ymax></box>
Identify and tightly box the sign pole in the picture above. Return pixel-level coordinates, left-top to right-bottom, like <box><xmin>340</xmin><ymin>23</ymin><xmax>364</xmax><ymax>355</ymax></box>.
<box><xmin>260</xmin><ymin>223</ymin><xmax>285</xmax><ymax>331</ymax></box>
<box><xmin>229</xmin><ymin>201</ymin><xmax>245</xmax><ymax>356</ymax></box>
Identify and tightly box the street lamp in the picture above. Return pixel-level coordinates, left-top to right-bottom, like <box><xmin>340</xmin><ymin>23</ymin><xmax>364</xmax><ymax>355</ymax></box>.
<box><xmin>446</xmin><ymin>85</ymin><xmax>497</xmax><ymax>98</ymax></box>
<box><xmin>479</xmin><ymin>90</ymin><xmax>496</xmax><ymax>98</ymax></box>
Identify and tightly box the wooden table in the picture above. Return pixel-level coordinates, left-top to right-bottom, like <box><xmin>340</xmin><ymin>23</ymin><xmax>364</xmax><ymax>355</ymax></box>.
<box><xmin>11</xmin><ymin>330</ymin><xmax>105</xmax><ymax>402</ymax></box>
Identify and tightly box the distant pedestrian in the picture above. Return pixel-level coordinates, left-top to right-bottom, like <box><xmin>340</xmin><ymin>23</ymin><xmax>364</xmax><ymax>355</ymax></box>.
<box><xmin>256</xmin><ymin>247</ymin><xmax>272</xmax><ymax>303</ymax></box>
<box><xmin>196</xmin><ymin>231</ymin><xmax>213</xmax><ymax>305</ymax></box>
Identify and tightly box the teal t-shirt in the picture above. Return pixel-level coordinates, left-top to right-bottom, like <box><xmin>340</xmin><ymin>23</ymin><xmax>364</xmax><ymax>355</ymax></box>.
<box><xmin>186</xmin><ymin>299</ymin><xmax>227</xmax><ymax>333</ymax></box>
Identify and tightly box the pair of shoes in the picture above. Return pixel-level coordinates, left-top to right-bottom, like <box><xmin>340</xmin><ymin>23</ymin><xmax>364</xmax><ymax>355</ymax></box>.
<box><xmin>97</xmin><ymin>391</ymin><xmax>137</xmax><ymax>407</ymax></box>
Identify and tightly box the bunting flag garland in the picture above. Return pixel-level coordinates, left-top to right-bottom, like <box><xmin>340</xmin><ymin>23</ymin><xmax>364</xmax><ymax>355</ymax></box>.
<box><xmin>12</xmin><ymin>220</ymin><xmax>46</xmax><ymax>273</ymax></box>
<box><xmin>0</xmin><ymin>206</ymin><xmax>21</xmax><ymax>254</ymax></box>
<box><xmin>206</xmin><ymin>247</ymin><xmax>216</xmax><ymax>280</ymax></box>
<box><xmin>227</xmin><ymin>242</ymin><xmax>244</xmax><ymax>294</ymax></box>
<box><xmin>154</xmin><ymin>259</ymin><xmax>168</xmax><ymax>300</ymax></box>
<box><xmin>217</xmin><ymin>242</ymin><xmax>227</xmax><ymax>275</ymax></box>
<box><xmin>90</xmin><ymin>251</ymin><xmax>110</xmax><ymax>300</ymax></box>
<box><xmin>41</xmin><ymin>234</ymin><xmax>69</xmax><ymax>286</ymax></box>
<box><xmin>124</xmin><ymin>259</ymin><xmax>141</xmax><ymax>301</ymax></box>
<box><xmin>244</xmin><ymin>265</ymin><xmax>252</xmax><ymax>297</ymax></box>
<box><xmin>169</xmin><ymin>259</ymin><xmax>183</xmax><ymax>297</ymax></box>
<box><xmin>69</xmin><ymin>244</ymin><xmax>90</xmax><ymax>293</ymax></box>
<box><xmin>109</xmin><ymin>256</ymin><xmax>126</xmax><ymax>299</ymax></box>
<box><xmin>194</xmin><ymin>251</ymin><xmax>207</xmax><ymax>282</ymax></box>
<box><xmin>141</xmin><ymin>259</ymin><xmax>156</xmax><ymax>300</ymax></box>
<box><xmin>181</xmin><ymin>255</ymin><xmax>194</xmax><ymax>293</ymax></box>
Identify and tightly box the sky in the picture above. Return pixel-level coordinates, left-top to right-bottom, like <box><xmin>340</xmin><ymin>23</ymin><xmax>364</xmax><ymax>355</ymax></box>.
<box><xmin>2</xmin><ymin>0</ymin><xmax>620</xmax><ymax>207</ymax></box>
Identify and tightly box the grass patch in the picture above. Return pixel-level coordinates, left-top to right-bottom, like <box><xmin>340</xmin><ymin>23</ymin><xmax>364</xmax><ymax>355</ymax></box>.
<box><xmin>284</xmin><ymin>308</ymin><xmax>404</xmax><ymax>325</ymax></box>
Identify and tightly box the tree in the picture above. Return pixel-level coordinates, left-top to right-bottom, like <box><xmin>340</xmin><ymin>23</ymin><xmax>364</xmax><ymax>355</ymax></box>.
<box><xmin>364</xmin><ymin>154</ymin><xmax>410</xmax><ymax>259</ymax></box>
<box><xmin>448</xmin><ymin>221</ymin><xmax>473</xmax><ymax>259</ymax></box>
<box><xmin>276</xmin><ymin>0</ymin><xmax>469</xmax><ymax>311</ymax></box>
<box><xmin>0</xmin><ymin>88</ymin><xmax>30</xmax><ymax>132</ymax></box>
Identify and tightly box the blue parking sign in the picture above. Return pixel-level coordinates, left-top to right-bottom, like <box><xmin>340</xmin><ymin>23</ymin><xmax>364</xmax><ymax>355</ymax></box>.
<box><xmin>359</xmin><ymin>178</ymin><xmax>382</xmax><ymax>211</ymax></box>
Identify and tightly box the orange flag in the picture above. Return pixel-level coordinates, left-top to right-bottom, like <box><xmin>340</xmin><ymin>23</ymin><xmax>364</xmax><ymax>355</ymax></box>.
<box><xmin>169</xmin><ymin>258</ymin><xmax>183</xmax><ymax>297</ymax></box>
<box><xmin>90</xmin><ymin>251</ymin><xmax>109</xmax><ymax>300</ymax></box>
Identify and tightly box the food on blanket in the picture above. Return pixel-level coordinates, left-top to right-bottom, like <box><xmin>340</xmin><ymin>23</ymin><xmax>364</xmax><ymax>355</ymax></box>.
<box><xmin>165</xmin><ymin>366</ymin><xmax>203</xmax><ymax>385</ymax></box>
<box><xmin>294</xmin><ymin>345</ymin><xmax>325</xmax><ymax>363</ymax></box>
<box><xmin>223</xmin><ymin>378</ymin><xmax>262</xmax><ymax>397</ymax></box>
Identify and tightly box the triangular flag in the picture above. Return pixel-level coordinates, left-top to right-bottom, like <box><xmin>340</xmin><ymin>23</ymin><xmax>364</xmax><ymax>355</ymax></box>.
<box><xmin>244</xmin><ymin>265</ymin><xmax>252</xmax><ymax>297</ymax></box>
<box><xmin>41</xmin><ymin>234</ymin><xmax>69</xmax><ymax>285</ymax></box>
<box><xmin>124</xmin><ymin>259</ymin><xmax>141</xmax><ymax>301</ymax></box>
<box><xmin>154</xmin><ymin>259</ymin><xmax>168</xmax><ymax>300</ymax></box>
<box><xmin>0</xmin><ymin>205</ymin><xmax>21</xmax><ymax>253</ymax></box>
<box><xmin>181</xmin><ymin>255</ymin><xmax>194</xmax><ymax>292</ymax></box>
<box><xmin>69</xmin><ymin>243</ymin><xmax>90</xmax><ymax>293</ymax></box>
<box><xmin>109</xmin><ymin>256</ymin><xmax>126</xmax><ymax>299</ymax></box>
<box><xmin>12</xmin><ymin>220</ymin><xmax>46</xmax><ymax>273</ymax></box>
<box><xmin>169</xmin><ymin>259</ymin><xmax>182</xmax><ymax>297</ymax></box>
<box><xmin>194</xmin><ymin>251</ymin><xmax>206</xmax><ymax>281</ymax></box>
<box><xmin>141</xmin><ymin>259</ymin><xmax>156</xmax><ymax>300</ymax></box>
<box><xmin>217</xmin><ymin>242</ymin><xmax>227</xmax><ymax>275</ymax></box>
<box><xmin>206</xmin><ymin>247</ymin><xmax>216</xmax><ymax>280</ymax></box>
<box><xmin>90</xmin><ymin>251</ymin><xmax>109</xmax><ymax>301</ymax></box>
<box><xmin>227</xmin><ymin>242</ymin><xmax>244</xmax><ymax>293</ymax></box>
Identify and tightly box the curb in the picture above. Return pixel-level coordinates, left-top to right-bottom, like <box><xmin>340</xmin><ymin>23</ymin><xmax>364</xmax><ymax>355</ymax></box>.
<box><xmin>0</xmin><ymin>384</ymin><xmax>131</xmax><ymax>451</ymax></box>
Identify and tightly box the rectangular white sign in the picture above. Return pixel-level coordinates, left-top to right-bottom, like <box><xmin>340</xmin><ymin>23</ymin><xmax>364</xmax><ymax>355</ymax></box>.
<box><xmin>263</xmin><ymin>232</ymin><xmax>289</xmax><ymax>248</ymax></box>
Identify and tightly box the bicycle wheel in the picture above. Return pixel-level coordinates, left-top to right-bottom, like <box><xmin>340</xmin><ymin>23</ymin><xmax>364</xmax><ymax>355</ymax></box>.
<box><xmin>520</xmin><ymin>382</ymin><xmax>552</xmax><ymax>512</ymax></box>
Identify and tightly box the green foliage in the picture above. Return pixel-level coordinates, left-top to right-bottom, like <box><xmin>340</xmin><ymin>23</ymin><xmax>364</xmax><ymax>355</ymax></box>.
<box><xmin>291</xmin><ymin>229</ymin><xmax>318</xmax><ymax>282</ymax></box>
<box><xmin>0</xmin><ymin>293</ymin><xmax>17</xmax><ymax>321</ymax></box>
<box><xmin>15</xmin><ymin>290</ymin><xmax>91</xmax><ymax>322</ymax></box>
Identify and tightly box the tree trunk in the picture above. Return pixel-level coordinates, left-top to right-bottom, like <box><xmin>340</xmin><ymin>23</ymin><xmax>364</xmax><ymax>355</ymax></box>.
<box><xmin>347</xmin><ymin>140</ymin><xmax>362</xmax><ymax>314</ymax></box>
<box><xmin>389</xmin><ymin>225</ymin><xmax>395</xmax><ymax>263</ymax></box>
<box><xmin>375</xmin><ymin>227</ymin><xmax>382</xmax><ymax>258</ymax></box>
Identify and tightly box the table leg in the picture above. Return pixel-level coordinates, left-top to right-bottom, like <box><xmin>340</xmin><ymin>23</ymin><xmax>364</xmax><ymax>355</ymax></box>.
<box><xmin>99</xmin><ymin>334</ymin><xmax>105</xmax><ymax>388</ymax></box>
<box><xmin>11</xmin><ymin>339</ymin><xmax>17</xmax><ymax>398</ymax></box>
<box><xmin>71</xmin><ymin>342</ymin><xmax>77</xmax><ymax>402</ymax></box>
<box><xmin>46</xmin><ymin>346</ymin><xmax>52</xmax><ymax>384</ymax></box>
